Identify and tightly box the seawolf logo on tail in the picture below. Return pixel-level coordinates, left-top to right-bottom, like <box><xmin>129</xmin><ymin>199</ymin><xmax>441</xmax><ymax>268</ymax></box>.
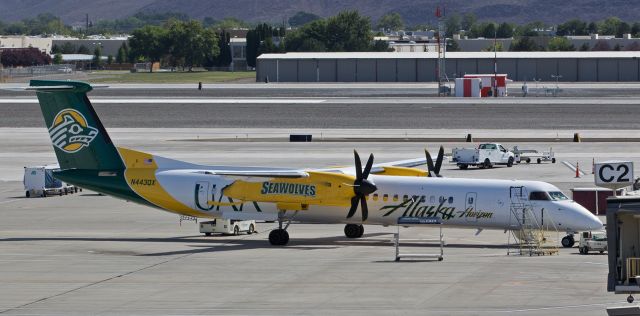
<box><xmin>48</xmin><ymin>108</ymin><xmax>98</xmax><ymax>153</ymax></box>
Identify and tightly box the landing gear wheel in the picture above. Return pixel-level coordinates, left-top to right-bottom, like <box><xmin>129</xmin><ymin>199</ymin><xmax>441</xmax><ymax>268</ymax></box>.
<box><xmin>248</xmin><ymin>224</ymin><xmax>255</xmax><ymax>235</ymax></box>
<box><xmin>344</xmin><ymin>224</ymin><xmax>364</xmax><ymax>238</ymax></box>
<box><xmin>269</xmin><ymin>229</ymin><xmax>289</xmax><ymax>246</ymax></box>
<box><xmin>628</xmin><ymin>295</ymin><xmax>635</xmax><ymax>304</ymax></box>
<box><xmin>561</xmin><ymin>235</ymin><xmax>575</xmax><ymax>248</ymax></box>
<box><xmin>507</xmin><ymin>157</ymin><xmax>514</xmax><ymax>167</ymax></box>
<box><xmin>458</xmin><ymin>164</ymin><xmax>468</xmax><ymax>170</ymax></box>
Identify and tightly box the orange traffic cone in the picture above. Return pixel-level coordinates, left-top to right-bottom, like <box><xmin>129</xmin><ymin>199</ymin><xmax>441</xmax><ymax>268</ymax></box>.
<box><xmin>575</xmin><ymin>162</ymin><xmax>580</xmax><ymax>178</ymax></box>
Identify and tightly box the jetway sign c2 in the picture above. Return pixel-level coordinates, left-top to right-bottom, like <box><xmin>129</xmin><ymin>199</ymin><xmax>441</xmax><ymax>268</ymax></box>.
<box><xmin>594</xmin><ymin>161</ymin><xmax>634</xmax><ymax>189</ymax></box>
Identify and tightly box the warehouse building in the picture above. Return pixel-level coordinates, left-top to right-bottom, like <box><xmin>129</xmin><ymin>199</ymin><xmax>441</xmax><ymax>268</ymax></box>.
<box><xmin>256</xmin><ymin>51</ymin><xmax>640</xmax><ymax>82</ymax></box>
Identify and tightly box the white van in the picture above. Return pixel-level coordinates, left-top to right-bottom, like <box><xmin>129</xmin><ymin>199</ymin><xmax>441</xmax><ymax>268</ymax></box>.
<box><xmin>199</xmin><ymin>219</ymin><xmax>256</xmax><ymax>236</ymax></box>
<box><xmin>23</xmin><ymin>165</ymin><xmax>78</xmax><ymax>197</ymax></box>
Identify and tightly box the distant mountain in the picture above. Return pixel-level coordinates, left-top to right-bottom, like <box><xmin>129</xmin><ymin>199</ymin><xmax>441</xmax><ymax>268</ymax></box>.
<box><xmin>0</xmin><ymin>0</ymin><xmax>638</xmax><ymax>27</ymax></box>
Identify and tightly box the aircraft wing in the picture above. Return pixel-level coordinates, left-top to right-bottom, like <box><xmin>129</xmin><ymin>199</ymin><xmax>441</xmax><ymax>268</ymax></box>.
<box><xmin>316</xmin><ymin>157</ymin><xmax>428</xmax><ymax>175</ymax></box>
<box><xmin>210</xmin><ymin>170</ymin><xmax>309</xmax><ymax>178</ymax></box>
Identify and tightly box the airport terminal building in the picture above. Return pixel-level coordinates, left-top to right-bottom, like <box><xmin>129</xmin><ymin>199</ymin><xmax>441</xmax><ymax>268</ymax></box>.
<box><xmin>256</xmin><ymin>51</ymin><xmax>640</xmax><ymax>82</ymax></box>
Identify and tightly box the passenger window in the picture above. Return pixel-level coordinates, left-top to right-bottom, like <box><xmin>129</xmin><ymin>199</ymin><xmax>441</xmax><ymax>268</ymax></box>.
<box><xmin>403</xmin><ymin>195</ymin><xmax>409</xmax><ymax>201</ymax></box>
<box><xmin>420</xmin><ymin>195</ymin><xmax>426</xmax><ymax>202</ymax></box>
<box><xmin>529</xmin><ymin>191</ymin><xmax>550</xmax><ymax>201</ymax></box>
<box><xmin>373</xmin><ymin>194</ymin><xmax>378</xmax><ymax>201</ymax></box>
<box><xmin>468</xmin><ymin>197</ymin><xmax>474</xmax><ymax>204</ymax></box>
<box><xmin>393</xmin><ymin>194</ymin><xmax>398</xmax><ymax>201</ymax></box>
<box><xmin>430</xmin><ymin>196</ymin><xmax>436</xmax><ymax>203</ymax></box>
<box><xmin>383</xmin><ymin>194</ymin><xmax>388</xmax><ymax>201</ymax></box>
<box><xmin>448</xmin><ymin>196</ymin><xmax>454</xmax><ymax>204</ymax></box>
<box><xmin>439</xmin><ymin>196</ymin><xmax>445</xmax><ymax>204</ymax></box>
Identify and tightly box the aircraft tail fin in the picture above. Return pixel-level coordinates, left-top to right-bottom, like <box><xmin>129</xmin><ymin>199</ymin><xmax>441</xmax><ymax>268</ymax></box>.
<box><xmin>30</xmin><ymin>80</ymin><xmax>124</xmax><ymax>170</ymax></box>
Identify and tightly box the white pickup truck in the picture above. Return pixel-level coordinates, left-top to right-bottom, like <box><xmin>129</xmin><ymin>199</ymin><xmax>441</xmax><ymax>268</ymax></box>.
<box><xmin>452</xmin><ymin>143</ymin><xmax>515</xmax><ymax>169</ymax></box>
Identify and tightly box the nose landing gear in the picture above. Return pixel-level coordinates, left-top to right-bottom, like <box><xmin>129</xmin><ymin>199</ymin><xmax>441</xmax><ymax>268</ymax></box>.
<box><xmin>269</xmin><ymin>211</ymin><xmax>294</xmax><ymax>246</ymax></box>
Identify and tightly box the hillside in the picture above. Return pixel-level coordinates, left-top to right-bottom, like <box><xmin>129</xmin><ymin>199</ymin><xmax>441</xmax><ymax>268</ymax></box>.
<box><xmin>0</xmin><ymin>0</ymin><xmax>638</xmax><ymax>27</ymax></box>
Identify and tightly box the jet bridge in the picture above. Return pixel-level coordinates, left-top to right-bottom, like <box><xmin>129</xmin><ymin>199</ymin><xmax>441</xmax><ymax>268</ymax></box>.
<box><xmin>607</xmin><ymin>197</ymin><xmax>640</xmax><ymax>302</ymax></box>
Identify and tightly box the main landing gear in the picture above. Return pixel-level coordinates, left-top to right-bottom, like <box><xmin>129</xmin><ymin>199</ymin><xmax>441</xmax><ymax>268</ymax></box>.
<box><xmin>269</xmin><ymin>211</ymin><xmax>292</xmax><ymax>246</ymax></box>
<box><xmin>561</xmin><ymin>234</ymin><xmax>575</xmax><ymax>248</ymax></box>
<box><xmin>344</xmin><ymin>224</ymin><xmax>364</xmax><ymax>238</ymax></box>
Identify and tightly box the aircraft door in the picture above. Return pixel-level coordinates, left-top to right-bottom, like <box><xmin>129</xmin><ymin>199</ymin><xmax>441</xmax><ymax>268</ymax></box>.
<box><xmin>194</xmin><ymin>181</ymin><xmax>214</xmax><ymax>211</ymax></box>
<box><xmin>465</xmin><ymin>192</ymin><xmax>478</xmax><ymax>222</ymax></box>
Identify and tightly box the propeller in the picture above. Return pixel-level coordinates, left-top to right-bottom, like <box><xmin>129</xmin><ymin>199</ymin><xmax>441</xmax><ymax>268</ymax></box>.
<box><xmin>425</xmin><ymin>146</ymin><xmax>445</xmax><ymax>177</ymax></box>
<box><xmin>346</xmin><ymin>150</ymin><xmax>377</xmax><ymax>222</ymax></box>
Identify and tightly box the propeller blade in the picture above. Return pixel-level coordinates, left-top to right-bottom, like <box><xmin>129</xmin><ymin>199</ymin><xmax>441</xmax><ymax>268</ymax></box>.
<box><xmin>346</xmin><ymin>196</ymin><xmax>359</xmax><ymax>218</ymax></box>
<box><xmin>434</xmin><ymin>146</ymin><xmax>445</xmax><ymax>176</ymax></box>
<box><xmin>362</xmin><ymin>153</ymin><xmax>374</xmax><ymax>179</ymax></box>
<box><xmin>354</xmin><ymin>150</ymin><xmax>362</xmax><ymax>180</ymax></box>
<box><xmin>425</xmin><ymin>149</ymin><xmax>435</xmax><ymax>177</ymax></box>
<box><xmin>360</xmin><ymin>196</ymin><xmax>368</xmax><ymax>221</ymax></box>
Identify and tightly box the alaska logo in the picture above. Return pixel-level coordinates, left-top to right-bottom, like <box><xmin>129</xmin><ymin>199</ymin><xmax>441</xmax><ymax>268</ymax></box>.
<box><xmin>48</xmin><ymin>109</ymin><xmax>98</xmax><ymax>153</ymax></box>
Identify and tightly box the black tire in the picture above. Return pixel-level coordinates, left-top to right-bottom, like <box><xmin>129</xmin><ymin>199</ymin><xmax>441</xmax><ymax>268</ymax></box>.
<box><xmin>248</xmin><ymin>224</ymin><xmax>255</xmax><ymax>234</ymax></box>
<box><xmin>79</xmin><ymin>188</ymin><xmax>83</xmax><ymax>192</ymax></box>
<box><xmin>204</xmin><ymin>232</ymin><xmax>211</xmax><ymax>236</ymax></box>
<box><xmin>582</xmin><ymin>247</ymin><xmax>588</xmax><ymax>254</ymax></box>
<box><xmin>25</xmin><ymin>191</ymin><xmax>30</xmax><ymax>198</ymax></box>
<box><xmin>458</xmin><ymin>164</ymin><xmax>468</xmax><ymax>170</ymax></box>
<box><xmin>42</xmin><ymin>191</ymin><xmax>47</xmax><ymax>198</ymax></box>
<box><xmin>551</xmin><ymin>158</ymin><xmax>556</xmax><ymax>163</ymax></box>
<box><xmin>233</xmin><ymin>226</ymin><xmax>240</xmax><ymax>236</ymax></box>
<box><xmin>526</xmin><ymin>158</ymin><xmax>531</xmax><ymax>163</ymax></box>
<box><xmin>344</xmin><ymin>224</ymin><xmax>361</xmax><ymax>238</ymax></box>
<box><xmin>268</xmin><ymin>229</ymin><xmax>289</xmax><ymax>246</ymax></box>
<box><xmin>484</xmin><ymin>159</ymin><xmax>492</xmax><ymax>169</ymax></box>
<box><xmin>537</xmin><ymin>158</ymin><xmax>541</xmax><ymax>164</ymax></box>
<box><xmin>561</xmin><ymin>236</ymin><xmax>575</xmax><ymax>248</ymax></box>
<box><xmin>357</xmin><ymin>224</ymin><xmax>364</xmax><ymax>238</ymax></box>
<box><xmin>600</xmin><ymin>250</ymin><xmax>604</xmax><ymax>254</ymax></box>
<box><xmin>74</xmin><ymin>187</ymin><xmax>78</xmax><ymax>193</ymax></box>
<box><xmin>507</xmin><ymin>157</ymin><xmax>514</xmax><ymax>167</ymax></box>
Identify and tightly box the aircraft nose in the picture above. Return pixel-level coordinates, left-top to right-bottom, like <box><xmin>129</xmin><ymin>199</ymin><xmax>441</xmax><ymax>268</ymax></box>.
<box><xmin>576</xmin><ymin>205</ymin><xmax>604</xmax><ymax>231</ymax></box>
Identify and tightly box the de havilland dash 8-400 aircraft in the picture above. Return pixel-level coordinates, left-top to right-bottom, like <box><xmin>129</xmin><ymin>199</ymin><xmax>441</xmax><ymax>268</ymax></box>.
<box><xmin>28</xmin><ymin>80</ymin><xmax>602</xmax><ymax>246</ymax></box>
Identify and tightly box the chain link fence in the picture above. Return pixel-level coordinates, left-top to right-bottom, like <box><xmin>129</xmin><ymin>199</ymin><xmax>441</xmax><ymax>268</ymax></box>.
<box><xmin>0</xmin><ymin>64</ymin><xmax>77</xmax><ymax>82</ymax></box>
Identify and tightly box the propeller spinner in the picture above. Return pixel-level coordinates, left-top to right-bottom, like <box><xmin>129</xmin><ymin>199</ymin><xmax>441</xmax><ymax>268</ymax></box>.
<box><xmin>346</xmin><ymin>150</ymin><xmax>377</xmax><ymax>222</ymax></box>
<box><xmin>425</xmin><ymin>146</ymin><xmax>445</xmax><ymax>177</ymax></box>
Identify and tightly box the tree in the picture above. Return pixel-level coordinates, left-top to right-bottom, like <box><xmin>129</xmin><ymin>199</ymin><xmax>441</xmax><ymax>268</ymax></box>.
<box><xmin>482</xmin><ymin>23</ymin><xmax>497</xmax><ymax>38</ymax></box>
<box><xmin>211</xmin><ymin>17</ymin><xmax>249</xmax><ymax>30</ymax></box>
<box><xmin>0</xmin><ymin>48</ymin><xmax>52</xmax><ymax>67</ymax></box>
<box><xmin>246</xmin><ymin>23</ymin><xmax>281</xmax><ymax>68</ymax></box>
<box><xmin>371</xmin><ymin>39</ymin><xmax>390</xmax><ymax>52</ymax></box>
<box><xmin>632</xmin><ymin>22</ymin><xmax>640</xmax><ymax>37</ymax></box>
<box><xmin>447</xmin><ymin>39</ymin><xmax>460</xmax><ymax>52</ymax></box>
<box><xmin>556</xmin><ymin>19</ymin><xmax>587</xmax><ymax>36</ymax></box>
<box><xmin>166</xmin><ymin>20</ymin><xmax>219</xmax><ymax>71</ymax></box>
<box><xmin>288</xmin><ymin>11</ymin><xmax>321</xmax><ymax>27</ymax></box>
<box><xmin>107</xmin><ymin>55</ymin><xmax>114</xmax><ymax>65</ymax></box>
<box><xmin>93</xmin><ymin>46</ymin><xmax>102</xmax><ymax>68</ymax></box>
<box><xmin>76</xmin><ymin>44</ymin><xmax>90</xmax><ymax>54</ymax></box>
<box><xmin>482</xmin><ymin>42</ymin><xmax>503</xmax><ymax>52</ymax></box>
<box><xmin>377</xmin><ymin>12</ymin><xmax>404</xmax><ymax>31</ymax></box>
<box><xmin>547</xmin><ymin>37</ymin><xmax>575</xmax><ymax>51</ymax></box>
<box><xmin>496</xmin><ymin>22</ymin><xmax>514</xmax><ymax>38</ymax></box>
<box><xmin>510</xmin><ymin>37</ymin><xmax>540</xmax><ymax>51</ymax></box>
<box><xmin>599</xmin><ymin>17</ymin><xmax>622</xmax><ymax>35</ymax></box>
<box><xmin>592</xmin><ymin>40</ymin><xmax>611</xmax><ymax>51</ymax></box>
<box><xmin>60</xmin><ymin>42</ymin><xmax>76</xmax><ymax>54</ymax></box>
<box><xmin>128</xmin><ymin>25</ymin><xmax>167</xmax><ymax>72</ymax></box>
<box><xmin>53</xmin><ymin>52</ymin><xmax>63</xmax><ymax>64</ymax></box>
<box><xmin>116</xmin><ymin>46</ymin><xmax>126</xmax><ymax>64</ymax></box>
<box><xmin>51</xmin><ymin>44</ymin><xmax>61</xmax><ymax>54</ymax></box>
<box><xmin>617</xmin><ymin>22</ymin><xmax>631</xmax><ymax>38</ymax></box>
<box><xmin>207</xmin><ymin>30</ymin><xmax>232</xmax><ymax>67</ymax></box>
<box><xmin>588</xmin><ymin>22</ymin><xmax>598</xmax><ymax>34</ymax></box>
<box><xmin>325</xmin><ymin>10</ymin><xmax>372</xmax><ymax>51</ymax></box>
<box><xmin>444</xmin><ymin>14</ymin><xmax>461</xmax><ymax>37</ymax></box>
<box><xmin>461</xmin><ymin>13</ymin><xmax>476</xmax><ymax>31</ymax></box>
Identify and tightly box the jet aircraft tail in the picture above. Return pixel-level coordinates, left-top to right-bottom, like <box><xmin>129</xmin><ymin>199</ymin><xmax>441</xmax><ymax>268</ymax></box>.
<box><xmin>30</xmin><ymin>80</ymin><xmax>124</xmax><ymax>171</ymax></box>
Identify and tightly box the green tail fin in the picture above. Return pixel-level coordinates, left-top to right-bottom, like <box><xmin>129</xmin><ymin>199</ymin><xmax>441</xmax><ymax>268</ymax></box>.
<box><xmin>30</xmin><ymin>80</ymin><xmax>124</xmax><ymax>170</ymax></box>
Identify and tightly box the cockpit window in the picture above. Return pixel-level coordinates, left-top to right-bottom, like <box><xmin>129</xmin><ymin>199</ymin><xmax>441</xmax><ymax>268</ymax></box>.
<box><xmin>529</xmin><ymin>191</ymin><xmax>550</xmax><ymax>201</ymax></box>
<box><xmin>548</xmin><ymin>191</ymin><xmax>569</xmax><ymax>201</ymax></box>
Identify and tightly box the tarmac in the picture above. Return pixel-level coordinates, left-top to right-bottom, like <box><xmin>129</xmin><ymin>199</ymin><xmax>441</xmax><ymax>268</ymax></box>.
<box><xmin>0</xmin><ymin>84</ymin><xmax>639</xmax><ymax>314</ymax></box>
